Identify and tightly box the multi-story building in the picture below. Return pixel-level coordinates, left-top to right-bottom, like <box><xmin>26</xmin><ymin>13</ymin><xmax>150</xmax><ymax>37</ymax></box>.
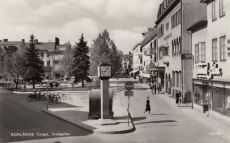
<box><xmin>122</xmin><ymin>52</ymin><xmax>133</xmax><ymax>75</ymax></box>
<box><xmin>188</xmin><ymin>0</ymin><xmax>230</xmax><ymax>116</ymax></box>
<box><xmin>0</xmin><ymin>37</ymin><xmax>68</xmax><ymax>80</ymax></box>
<box><xmin>155</xmin><ymin>0</ymin><xmax>206</xmax><ymax>99</ymax></box>
<box><xmin>139</xmin><ymin>27</ymin><xmax>158</xmax><ymax>83</ymax></box>
<box><xmin>131</xmin><ymin>42</ymin><xmax>143</xmax><ymax>78</ymax></box>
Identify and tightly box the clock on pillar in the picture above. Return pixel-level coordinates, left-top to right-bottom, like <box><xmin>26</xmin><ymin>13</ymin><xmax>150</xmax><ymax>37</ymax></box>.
<box><xmin>98</xmin><ymin>63</ymin><xmax>112</xmax><ymax>80</ymax></box>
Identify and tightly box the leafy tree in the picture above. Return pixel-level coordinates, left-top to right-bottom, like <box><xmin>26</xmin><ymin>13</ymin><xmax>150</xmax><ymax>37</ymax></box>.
<box><xmin>108</xmin><ymin>40</ymin><xmax>123</xmax><ymax>76</ymax></box>
<box><xmin>58</xmin><ymin>43</ymin><xmax>74</xmax><ymax>81</ymax></box>
<box><xmin>9</xmin><ymin>51</ymin><xmax>27</xmax><ymax>89</ymax></box>
<box><xmin>1</xmin><ymin>54</ymin><xmax>12</xmax><ymax>81</ymax></box>
<box><xmin>89</xmin><ymin>29</ymin><xmax>123</xmax><ymax>76</ymax></box>
<box><xmin>71</xmin><ymin>34</ymin><xmax>90</xmax><ymax>87</ymax></box>
<box><xmin>24</xmin><ymin>34</ymin><xmax>44</xmax><ymax>88</ymax></box>
<box><xmin>0</xmin><ymin>47</ymin><xmax>4</xmax><ymax>79</ymax></box>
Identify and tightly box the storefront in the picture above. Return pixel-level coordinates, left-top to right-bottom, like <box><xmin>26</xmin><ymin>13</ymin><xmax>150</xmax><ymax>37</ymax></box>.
<box><xmin>193</xmin><ymin>79</ymin><xmax>230</xmax><ymax>116</ymax></box>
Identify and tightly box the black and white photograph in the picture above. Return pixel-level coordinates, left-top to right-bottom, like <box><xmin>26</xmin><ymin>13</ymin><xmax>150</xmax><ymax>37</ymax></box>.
<box><xmin>1</xmin><ymin>0</ymin><xmax>230</xmax><ymax>143</ymax></box>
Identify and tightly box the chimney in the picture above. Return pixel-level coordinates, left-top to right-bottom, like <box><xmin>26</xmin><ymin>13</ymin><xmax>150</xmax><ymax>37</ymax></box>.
<box><xmin>22</xmin><ymin>39</ymin><xmax>25</xmax><ymax>42</ymax></box>
<box><xmin>3</xmin><ymin>39</ymin><xmax>8</xmax><ymax>42</ymax></box>
<box><xmin>142</xmin><ymin>33</ymin><xmax>145</xmax><ymax>37</ymax></box>
<box><xmin>34</xmin><ymin>39</ymin><xmax>38</xmax><ymax>44</ymax></box>
<box><xmin>55</xmin><ymin>37</ymin><xmax>59</xmax><ymax>45</ymax></box>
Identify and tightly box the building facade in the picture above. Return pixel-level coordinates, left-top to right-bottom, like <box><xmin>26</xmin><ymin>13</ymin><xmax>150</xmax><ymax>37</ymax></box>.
<box><xmin>131</xmin><ymin>42</ymin><xmax>143</xmax><ymax>77</ymax></box>
<box><xmin>0</xmin><ymin>37</ymin><xmax>67</xmax><ymax>80</ymax></box>
<box><xmin>155</xmin><ymin>0</ymin><xmax>206</xmax><ymax>100</ymax></box>
<box><xmin>188</xmin><ymin>0</ymin><xmax>230</xmax><ymax>116</ymax></box>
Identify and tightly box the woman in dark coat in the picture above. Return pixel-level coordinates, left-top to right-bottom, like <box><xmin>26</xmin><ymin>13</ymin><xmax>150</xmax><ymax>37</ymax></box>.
<box><xmin>144</xmin><ymin>97</ymin><xmax>151</xmax><ymax>114</ymax></box>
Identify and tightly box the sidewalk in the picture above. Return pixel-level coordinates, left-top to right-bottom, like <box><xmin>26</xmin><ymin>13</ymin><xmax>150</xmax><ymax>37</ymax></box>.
<box><xmin>147</xmin><ymin>89</ymin><xmax>230</xmax><ymax>141</ymax></box>
<box><xmin>42</xmin><ymin>89</ymin><xmax>136</xmax><ymax>134</ymax></box>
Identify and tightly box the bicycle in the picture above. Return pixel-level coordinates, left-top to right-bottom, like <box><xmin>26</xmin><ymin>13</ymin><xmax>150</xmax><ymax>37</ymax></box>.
<box><xmin>27</xmin><ymin>94</ymin><xmax>36</xmax><ymax>102</ymax></box>
<box><xmin>61</xmin><ymin>93</ymin><xmax>67</xmax><ymax>101</ymax></box>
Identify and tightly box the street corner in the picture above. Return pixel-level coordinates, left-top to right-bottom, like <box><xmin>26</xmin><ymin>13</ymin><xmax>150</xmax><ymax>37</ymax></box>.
<box><xmin>83</xmin><ymin>118</ymin><xmax>136</xmax><ymax>134</ymax></box>
<box><xmin>41</xmin><ymin>109</ymin><xmax>95</xmax><ymax>133</ymax></box>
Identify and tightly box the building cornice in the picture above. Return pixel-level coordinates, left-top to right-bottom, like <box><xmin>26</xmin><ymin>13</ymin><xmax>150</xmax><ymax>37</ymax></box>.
<box><xmin>187</xmin><ymin>16</ymin><xmax>207</xmax><ymax>32</ymax></box>
<box><xmin>155</xmin><ymin>0</ymin><xmax>181</xmax><ymax>25</ymax></box>
<box><xmin>200</xmin><ymin>0</ymin><xmax>214</xmax><ymax>3</ymax></box>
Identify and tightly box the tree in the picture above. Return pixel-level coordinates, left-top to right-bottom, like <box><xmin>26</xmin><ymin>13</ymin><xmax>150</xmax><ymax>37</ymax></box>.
<box><xmin>24</xmin><ymin>34</ymin><xmax>44</xmax><ymax>88</ymax></box>
<box><xmin>89</xmin><ymin>29</ymin><xmax>123</xmax><ymax>76</ymax></box>
<box><xmin>108</xmin><ymin>40</ymin><xmax>123</xmax><ymax>76</ymax></box>
<box><xmin>9</xmin><ymin>51</ymin><xmax>27</xmax><ymax>89</ymax></box>
<box><xmin>0</xmin><ymin>47</ymin><xmax>4</xmax><ymax>79</ymax></box>
<box><xmin>58</xmin><ymin>43</ymin><xmax>74</xmax><ymax>81</ymax></box>
<box><xmin>71</xmin><ymin>34</ymin><xmax>90</xmax><ymax>87</ymax></box>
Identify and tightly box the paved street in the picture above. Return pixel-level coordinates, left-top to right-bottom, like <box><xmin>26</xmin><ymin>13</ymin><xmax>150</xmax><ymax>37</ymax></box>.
<box><xmin>0</xmin><ymin>89</ymin><xmax>93</xmax><ymax>143</ymax></box>
<box><xmin>1</xmin><ymin>82</ymin><xmax>230</xmax><ymax>143</ymax></box>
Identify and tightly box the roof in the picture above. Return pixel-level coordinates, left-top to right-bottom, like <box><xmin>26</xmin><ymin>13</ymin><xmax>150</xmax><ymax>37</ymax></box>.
<box><xmin>36</xmin><ymin>42</ymin><xmax>55</xmax><ymax>52</ymax></box>
<box><xmin>200</xmin><ymin>0</ymin><xmax>213</xmax><ymax>3</ymax></box>
<box><xmin>132</xmin><ymin>41</ymin><xmax>143</xmax><ymax>50</ymax></box>
<box><xmin>141</xmin><ymin>28</ymin><xmax>158</xmax><ymax>48</ymax></box>
<box><xmin>187</xmin><ymin>16</ymin><xmax>207</xmax><ymax>32</ymax></box>
<box><xmin>155</xmin><ymin>0</ymin><xmax>180</xmax><ymax>25</ymax></box>
<box><xmin>0</xmin><ymin>41</ymin><xmax>22</xmax><ymax>46</ymax></box>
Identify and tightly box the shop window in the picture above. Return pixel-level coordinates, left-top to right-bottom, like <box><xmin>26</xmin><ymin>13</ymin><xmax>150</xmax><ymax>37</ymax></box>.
<box><xmin>220</xmin><ymin>36</ymin><xmax>226</xmax><ymax>61</ymax></box>
<box><xmin>194</xmin><ymin>84</ymin><xmax>204</xmax><ymax>106</ymax></box>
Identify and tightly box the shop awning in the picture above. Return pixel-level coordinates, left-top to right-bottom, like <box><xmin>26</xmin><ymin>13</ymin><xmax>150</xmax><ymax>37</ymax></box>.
<box><xmin>149</xmin><ymin>67</ymin><xmax>165</xmax><ymax>71</ymax></box>
<box><xmin>139</xmin><ymin>74</ymin><xmax>150</xmax><ymax>78</ymax></box>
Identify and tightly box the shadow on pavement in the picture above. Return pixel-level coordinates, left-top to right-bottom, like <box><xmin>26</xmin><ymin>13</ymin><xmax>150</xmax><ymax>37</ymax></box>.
<box><xmin>135</xmin><ymin>120</ymin><xmax>177</xmax><ymax>125</ymax></box>
<box><xmin>132</xmin><ymin>117</ymin><xmax>147</xmax><ymax>121</ymax></box>
<box><xmin>48</xmin><ymin>102</ymin><xmax>83</xmax><ymax>108</ymax></box>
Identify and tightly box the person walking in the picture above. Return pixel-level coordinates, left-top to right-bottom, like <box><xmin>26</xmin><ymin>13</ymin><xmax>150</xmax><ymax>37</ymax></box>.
<box><xmin>149</xmin><ymin>84</ymin><xmax>153</xmax><ymax>94</ymax></box>
<box><xmin>176</xmin><ymin>91</ymin><xmax>181</xmax><ymax>104</ymax></box>
<box><xmin>143</xmin><ymin>97</ymin><xmax>151</xmax><ymax>114</ymax></box>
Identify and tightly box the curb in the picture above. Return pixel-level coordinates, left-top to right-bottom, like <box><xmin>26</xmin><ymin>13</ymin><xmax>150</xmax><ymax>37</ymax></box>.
<box><xmin>42</xmin><ymin>109</ymin><xmax>136</xmax><ymax>134</ymax></box>
<box><xmin>42</xmin><ymin>109</ymin><xmax>94</xmax><ymax>133</ymax></box>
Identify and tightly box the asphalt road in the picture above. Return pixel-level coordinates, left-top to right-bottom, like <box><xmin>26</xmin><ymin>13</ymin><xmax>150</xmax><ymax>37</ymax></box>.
<box><xmin>1</xmin><ymin>87</ymin><xmax>230</xmax><ymax>143</ymax></box>
<box><xmin>0</xmin><ymin>89</ymin><xmax>92</xmax><ymax>143</ymax></box>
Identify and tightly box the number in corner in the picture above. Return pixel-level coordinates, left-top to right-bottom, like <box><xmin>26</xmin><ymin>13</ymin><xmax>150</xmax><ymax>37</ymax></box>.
<box><xmin>209</xmin><ymin>132</ymin><xmax>220</xmax><ymax>135</ymax></box>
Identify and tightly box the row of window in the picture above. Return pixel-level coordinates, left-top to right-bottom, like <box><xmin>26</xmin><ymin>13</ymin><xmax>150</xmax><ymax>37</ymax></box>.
<box><xmin>158</xmin><ymin>9</ymin><xmax>181</xmax><ymax>38</ymax></box>
<box><xmin>171</xmin><ymin>9</ymin><xmax>181</xmax><ymax>29</ymax></box>
<box><xmin>195</xmin><ymin>36</ymin><xmax>226</xmax><ymax>63</ymax></box>
<box><xmin>172</xmin><ymin>71</ymin><xmax>181</xmax><ymax>87</ymax></box>
<box><xmin>172</xmin><ymin>37</ymin><xmax>181</xmax><ymax>56</ymax></box>
<box><xmin>212</xmin><ymin>0</ymin><xmax>225</xmax><ymax>21</ymax></box>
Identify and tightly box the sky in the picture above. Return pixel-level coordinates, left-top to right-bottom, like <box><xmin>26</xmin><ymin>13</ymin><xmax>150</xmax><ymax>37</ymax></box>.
<box><xmin>0</xmin><ymin>0</ymin><xmax>161</xmax><ymax>54</ymax></box>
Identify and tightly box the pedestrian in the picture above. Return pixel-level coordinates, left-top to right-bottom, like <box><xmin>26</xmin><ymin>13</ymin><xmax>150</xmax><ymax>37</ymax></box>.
<box><xmin>158</xmin><ymin>83</ymin><xmax>161</xmax><ymax>93</ymax></box>
<box><xmin>176</xmin><ymin>91</ymin><xmax>179</xmax><ymax>104</ymax></box>
<box><xmin>176</xmin><ymin>91</ymin><xmax>181</xmax><ymax>104</ymax></box>
<box><xmin>143</xmin><ymin>97</ymin><xmax>151</xmax><ymax>114</ymax></box>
